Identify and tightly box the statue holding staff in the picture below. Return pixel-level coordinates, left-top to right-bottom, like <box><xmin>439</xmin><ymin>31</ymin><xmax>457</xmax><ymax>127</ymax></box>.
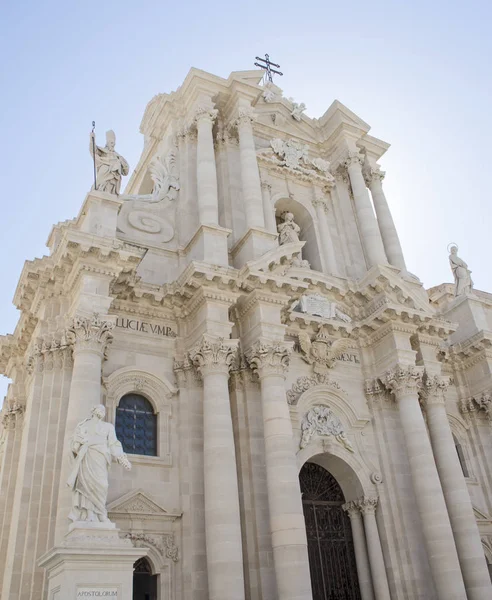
<box><xmin>89</xmin><ymin>129</ymin><xmax>129</xmax><ymax>195</ymax></box>
<box><xmin>67</xmin><ymin>404</ymin><xmax>131</xmax><ymax>523</ymax></box>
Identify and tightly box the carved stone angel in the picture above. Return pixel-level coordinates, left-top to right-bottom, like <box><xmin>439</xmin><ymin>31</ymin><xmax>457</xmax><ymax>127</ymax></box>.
<box><xmin>298</xmin><ymin>326</ymin><xmax>351</xmax><ymax>374</ymax></box>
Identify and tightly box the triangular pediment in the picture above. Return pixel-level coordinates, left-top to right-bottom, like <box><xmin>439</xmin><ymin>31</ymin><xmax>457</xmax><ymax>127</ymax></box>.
<box><xmin>319</xmin><ymin>100</ymin><xmax>370</xmax><ymax>132</ymax></box>
<box><xmin>107</xmin><ymin>489</ymin><xmax>181</xmax><ymax>520</ymax></box>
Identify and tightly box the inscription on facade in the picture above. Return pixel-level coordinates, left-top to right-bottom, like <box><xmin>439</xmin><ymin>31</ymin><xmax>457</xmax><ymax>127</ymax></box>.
<box><xmin>115</xmin><ymin>317</ymin><xmax>176</xmax><ymax>337</ymax></box>
<box><xmin>76</xmin><ymin>588</ymin><xmax>118</xmax><ymax>598</ymax></box>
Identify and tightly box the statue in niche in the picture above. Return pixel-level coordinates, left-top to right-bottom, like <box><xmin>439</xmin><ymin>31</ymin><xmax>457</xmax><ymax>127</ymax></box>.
<box><xmin>67</xmin><ymin>404</ymin><xmax>131</xmax><ymax>524</ymax></box>
<box><xmin>448</xmin><ymin>244</ymin><xmax>473</xmax><ymax>297</ymax></box>
<box><xmin>90</xmin><ymin>130</ymin><xmax>129</xmax><ymax>195</ymax></box>
<box><xmin>278</xmin><ymin>211</ymin><xmax>301</xmax><ymax>245</ymax></box>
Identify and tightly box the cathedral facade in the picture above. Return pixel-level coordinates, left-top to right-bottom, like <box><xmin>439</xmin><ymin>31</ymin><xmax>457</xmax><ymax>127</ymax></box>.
<box><xmin>1</xmin><ymin>67</ymin><xmax>492</xmax><ymax>600</ymax></box>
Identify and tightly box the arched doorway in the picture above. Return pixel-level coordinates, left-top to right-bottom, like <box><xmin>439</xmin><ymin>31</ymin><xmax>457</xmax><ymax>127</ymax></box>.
<box><xmin>133</xmin><ymin>557</ymin><xmax>158</xmax><ymax>600</ymax></box>
<box><xmin>300</xmin><ymin>462</ymin><xmax>361</xmax><ymax>600</ymax></box>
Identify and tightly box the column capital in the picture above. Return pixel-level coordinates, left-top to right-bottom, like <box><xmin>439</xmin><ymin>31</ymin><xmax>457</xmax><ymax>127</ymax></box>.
<box><xmin>194</xmin><ymin>105</ymin><xmax>219</xmax><ymax>125</ymax></box>
<box><xmin>1</xmin><ymin>401</ymin><xmax>25</xmax><ymax>431</ymax></box>
<box><xmin>363</xmin><ymin>166</ymin><xmax>386</xmax><ymax>187</ymax></box>
<box><xmin>245</xmin><ymin>340</ymin><xmax>291</xmax><ymax>379</ymax></box>
<box><xmin>356</xmin><ymin>496</ymin><xmax>379</xmax><ymax>516</ymax></box>
<box><xmin>188</xmin><ymin>335</ymin><xmax>238</xmax><ymax>377</ymax></box>
<box><xmin>420</xmin><ymin>372</ymin><xmax>449</xmax><ymax>407</ymax></box>
<box><xmin>312</xmin><ymin>196</ymin><xmax>329</xmax><ymax>213</ymax></box>
<box><xmin>343</xmin><ymin>150</ymin><xmax>364</xmax><ymax>169</ymax></box>
<box><xmin>342</xmin><ymin>500</ymin><xmax>362</xmax><ymax>520</ymax></box>
<box><xmin>232</xmin><ymin>106</ymin><xmax>256</xmax><ymax>129</ymax></box>
<box><xmin>383</xmin><ymin>365</ymin><xmax>423</xmax><ymax>398</ymax></box>
<box><xmin>67</xmin><ymin>313</ymin><xmax>114</xmax><ymax>356</ymax></box>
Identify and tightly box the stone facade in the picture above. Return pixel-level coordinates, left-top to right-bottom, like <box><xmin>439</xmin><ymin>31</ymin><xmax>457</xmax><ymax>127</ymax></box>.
<box><xmin>1</xmin><ymin>67</ymin><xmax>492</xmax><ymax>600</ymax></box>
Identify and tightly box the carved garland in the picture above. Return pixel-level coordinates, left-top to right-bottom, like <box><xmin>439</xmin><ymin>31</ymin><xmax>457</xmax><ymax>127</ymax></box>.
<box><xmin>287</xmin><ymin>373</ymin><xmax>345</xmax><ymax>406</ymax></box>
<box><xmin>125</xmin><ymin>532</ymin><xmax>179</xmax><ymax>563</ymax></box>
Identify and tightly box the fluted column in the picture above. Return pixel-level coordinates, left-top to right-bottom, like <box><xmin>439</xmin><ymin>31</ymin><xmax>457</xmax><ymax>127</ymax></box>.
<box><xmin>364</xmin><ymin>167</ymin><xmax>406</xmax><ymax>270</ymax></box>
<box><xmin>195</xmin><ymin>106</ymin><xmax>219</xmax><ymax>225</ymax></box>
<box><xmin>356</xmin><ymin>497</ymin><xmax>391</xmax><ymax>600</ymax></box>
<box><xmin>235</xmin><ymin>107</ymin><xmax>265</xmax><ymax>230</ymax></box>
<box><xmin>342</xmin><ymin>502</ymin><xmax>374</xmax><ymax>600</ymax></box>
<box><xmin>384</xmin><ymin>366</ymin><xmax>467</xmax><ymax>599</ymax></box>
<box><xmin>312</xmin><ymin>196</ymin><xmax>338</xmax><ymax>275</ymax></box>
<box><xmin>261</xmin><ymin>180</ymin><xmax>277</xmax><ymax>234</ymax></box>
<box><xmin>54</xmin><ymin>314</ymin><xmax>114</xmax><ymax>542</ymax></box>
<box><xmin>246</xmin><ymin>341</ymin><xmax>312</xmax><ymax>600</ymax></box>
<box><xmin>422</xmin><ymin>374</ymin><xmax>492</xmax><ymax>600</ymax></box>
<box><xmin>189</xmin><ymin>336</ymin><xmax>245</xmax><ymax>600</ymax></box>
<box><xmin>343</xmin><ymin>152</ymin><xmax>387</xmax><ymax>267</ymax></box>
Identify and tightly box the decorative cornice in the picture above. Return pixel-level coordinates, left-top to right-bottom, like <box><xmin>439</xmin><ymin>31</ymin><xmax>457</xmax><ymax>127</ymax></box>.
<box><xmin>245</xmin><ymin>340</ymin><xmax>291</xmax><ymax>379</ymax></box>
<box><xmin>188</xmin><ymin>335</ymin><xmax>238</xmax><ymax>376</ymax></box>
<box><xmin>383</xmin><ymin>365</ymin><xmax>423</xmax><ymax>398</ymax></box>
<box><xmin>67</xmin><ymin>313</ymin><xmax>114</xmax><ymax>357</ymax></box>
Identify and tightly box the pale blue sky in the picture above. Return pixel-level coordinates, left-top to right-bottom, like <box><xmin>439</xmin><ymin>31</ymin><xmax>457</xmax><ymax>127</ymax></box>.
<box><xmin>0</xmin><ymin>0</ymin><xmax>491</xmax><ymax>398</ymax></box>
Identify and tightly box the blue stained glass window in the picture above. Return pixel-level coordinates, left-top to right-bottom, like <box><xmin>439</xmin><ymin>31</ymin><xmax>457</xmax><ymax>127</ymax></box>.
<box><xmin>115</xmin><ymin>394</ymin><xmax>157</xmax><ymax>457</ymax></box>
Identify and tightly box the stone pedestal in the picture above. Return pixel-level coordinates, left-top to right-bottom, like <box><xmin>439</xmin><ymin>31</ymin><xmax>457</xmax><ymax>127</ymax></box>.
<box><xmin>183</xmin><ymin>224</ymin><xmax>231</xmax><ymax>267</ymax></box>
<box><xmin>39</xmin><ymin>523</ymin><xmax>146</xmax><ymax>600</ymax></box>
<box><xmin>231</xmin><ymin>228</ymin><xmax>278</xmax><ymax>267</ymax></box>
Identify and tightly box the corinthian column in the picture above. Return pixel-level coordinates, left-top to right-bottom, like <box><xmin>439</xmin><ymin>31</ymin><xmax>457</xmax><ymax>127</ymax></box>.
<box><xmin>245</xmin><ymin>341</ymin><xmax>313</xmax><ymax>600</ymax></box>
<box><xmin>189</xmin><ymin>336</ymin><xmax>245</xmax><ymax>600</ymax></box>
<box><xmin>234</xmin><ymin>107</ymin><xmax>265</xmax><ymax>230</ymax></box>
<box><xmin>195</xmin><ymin>106</ymin><xmax>219</xmax><ymax>226</ymax></box>
<box><xmin>54</xmin><ymin>314</ymin><xmax>114</xmax><ymax>543</ymax></box>
<box><xmin>384</xmin><ymin>366</ymin><xmax>467</xmax><ymax>599</ymax></box>
<box><xmin>342</xmin><ymin>502</ymin><xmax>374</xmax><ymax>600</ymax></box>
<box><xmin>312</xmin><ymin>195</ymin><xmax>338</xmax><ymax>275</ymax></box>
<box><xmin>364</xmin><ymin>167</ymin><xmax>406</xmax><ymax>270</ymax></box>
<box><xmin>343</xmin><ymin>152</ymin><xmax>387</xmax><ymax>267</ymax></box>
<box><xmin>356</xmin><ymin>497</ymin><xmax>391</xmax><ymax>600</ymax></box>
<box><xmin>421</xmin><ymin>374</ymin><xmax>492</xmax><ymax>600</ymax></box>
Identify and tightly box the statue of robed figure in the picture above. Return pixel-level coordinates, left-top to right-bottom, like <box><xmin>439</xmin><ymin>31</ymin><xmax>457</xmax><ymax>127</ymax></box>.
<box><xmin>89</xmin><ymin>129</ymin><xmax>129</xmax><ymax>195</ymax></box>
<box><xmin>67</xmin><ymin>404</ymin><xmax>131</xmax><ymax>523</ymax></box>
<box><xmin>448</xmin><ymin>244</ymin><xmax>473</xmax><ymax>297</ymax></box>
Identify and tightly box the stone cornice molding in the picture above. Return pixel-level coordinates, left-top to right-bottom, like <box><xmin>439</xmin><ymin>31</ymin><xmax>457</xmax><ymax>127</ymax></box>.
<box><xmin>245</xmin><ymin>340</ymin><xmax>292</xmax><ymax>379</ymax></box>
<box><xmin>383</xmin><ymin>365</ymin><xmax>423</xmax><ymax>399</ymax></box>
<box><xmin>420</xmin><ymin>372</ymin><xmax>449</xmax><ymax>407</ymax></box>
<box><xmin>67</xmin><ymin>313</ymin><xmax>114</xmax><ymax>357</ymax></box>
<box><xmin>188</xmin><ymin>335</ymin><xmax>239</xmax><ymax>377</ymax></box>
<box><xmin>26</xmin><ymin>331</ymin><xmax>74</xmax><ymax>374</ymax></box>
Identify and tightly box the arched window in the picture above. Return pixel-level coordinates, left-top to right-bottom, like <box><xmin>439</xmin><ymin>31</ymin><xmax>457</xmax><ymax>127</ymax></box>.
<box><xmin>453</xmin><ymin>434</ymin><xmax>469</xmax><ymax>478</ymax></box>
<box><xmin>115</xmin><ymin>394</ymin><xmax>157</xmax><ymax>456</ymax></box>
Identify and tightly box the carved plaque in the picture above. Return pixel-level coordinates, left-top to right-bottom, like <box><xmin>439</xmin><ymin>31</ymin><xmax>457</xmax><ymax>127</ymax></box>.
<box><xmin>76</xmin><ymin>589</ymin><xmax>118</xmax><ymax>598</ymax></box>
<box><xmin>293</xmin><ymin>294</ymin><xmax>351</xmax><ymax>322</ymax></box>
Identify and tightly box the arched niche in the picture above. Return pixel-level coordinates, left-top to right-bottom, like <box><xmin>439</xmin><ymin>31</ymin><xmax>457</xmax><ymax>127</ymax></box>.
<box><xmin>273</xmin><ymin>196</ymin><xmax>322</xmax><ymax>272</ymax></box>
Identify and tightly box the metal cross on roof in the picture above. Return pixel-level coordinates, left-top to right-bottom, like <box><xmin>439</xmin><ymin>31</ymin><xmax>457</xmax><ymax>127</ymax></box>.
<box><xmin>254</xmin><ymin>54</ymin><xmax>283</xmax><ymax>83</ymax></box>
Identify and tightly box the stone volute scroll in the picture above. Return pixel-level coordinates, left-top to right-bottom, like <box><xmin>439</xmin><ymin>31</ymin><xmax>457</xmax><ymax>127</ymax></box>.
<box><xmin>448</xmin><ymin>244</ymin><xmax>473</xmax><ymax>297</ymax></box>
<box><xmin>67</xmin><ymin>404</ymin><xmax>131</xmax><ymax>524</ymax></box>
<box><xmin>89</xmin><ymin>129</ymin><xmax>129</xmax><ymax>195</ymax></box>
<box><xmin>300</xmin><ymin>405</ymin><xmax>354</xmax><ymax>452</ymax></box>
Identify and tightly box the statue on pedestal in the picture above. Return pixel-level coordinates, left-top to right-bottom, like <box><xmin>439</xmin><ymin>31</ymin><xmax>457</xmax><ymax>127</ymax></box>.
<box><xmin>90</xmin><ymin>130</ymin><xmax>129</xmax><ymax>195</ymax></box>
<box><xmin>67</xmin><ymin>404</ymin><xmax>131</xmax><ymax>523</ymax></box>
<box><xmin>448</xmin><ymin>244</ymin><xmax>473</xmax><ymax>297</ymax></box>
<box><xmin>278</xmin><ymin>211</ymin><xmax>301</xmax><ymax>245</ymax></box>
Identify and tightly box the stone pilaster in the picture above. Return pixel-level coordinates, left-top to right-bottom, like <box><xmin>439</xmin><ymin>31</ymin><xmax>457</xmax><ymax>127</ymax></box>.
<box><xmin>342</xmin><ymin>501</ymin><xmax>375</xmax><ymax>600</ymax></box>
<box><xmin>233</xmin><ymin>107</ymin><xmax>265</xmax><ymax>230</ymax></box>
<box><xmin>260</xmin><ymin>179</ymin><xmax>277</xmax><ymax>234</ymax></box>
<box><xmin>189</xmin><ymin>335</ymin><xmax>245</xmax><ymax>600</ymax></box>
<box><xmin>195</xmin><ymin>106</ymin><xmax>219</xmax><ymax>226</ymax></box>
<box><xmin>312</xmin><ymin>194</ymin><xmax>338</xmax><ymax>276</ymax></box>
<box><xmin>364</xmin><ymin>166</ymin><xmax>406</xmax><ymax>270</ymax></box>
<box><xmin>384</xmin><ymin>365</ymin><xmax>467</xmax><ymax>599</ymax></box>
<box><xmin>54</xmin><ymin>314</ymin><xmax>114</xmax><ymax>544</ymax></box>
<box><xmin>245</xmin><ymin>340</ymin><xmax>312</xmax><ymax>600</ymax></box>
<box><xmin>421</xmin><ymin>373</ymin><xmax>492</xmax><ymax>600</ymax></box>
<box><xmin>343</xmin><ymin>152</ymin><xmax>387</xmax><ymax>267</ymax></box>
